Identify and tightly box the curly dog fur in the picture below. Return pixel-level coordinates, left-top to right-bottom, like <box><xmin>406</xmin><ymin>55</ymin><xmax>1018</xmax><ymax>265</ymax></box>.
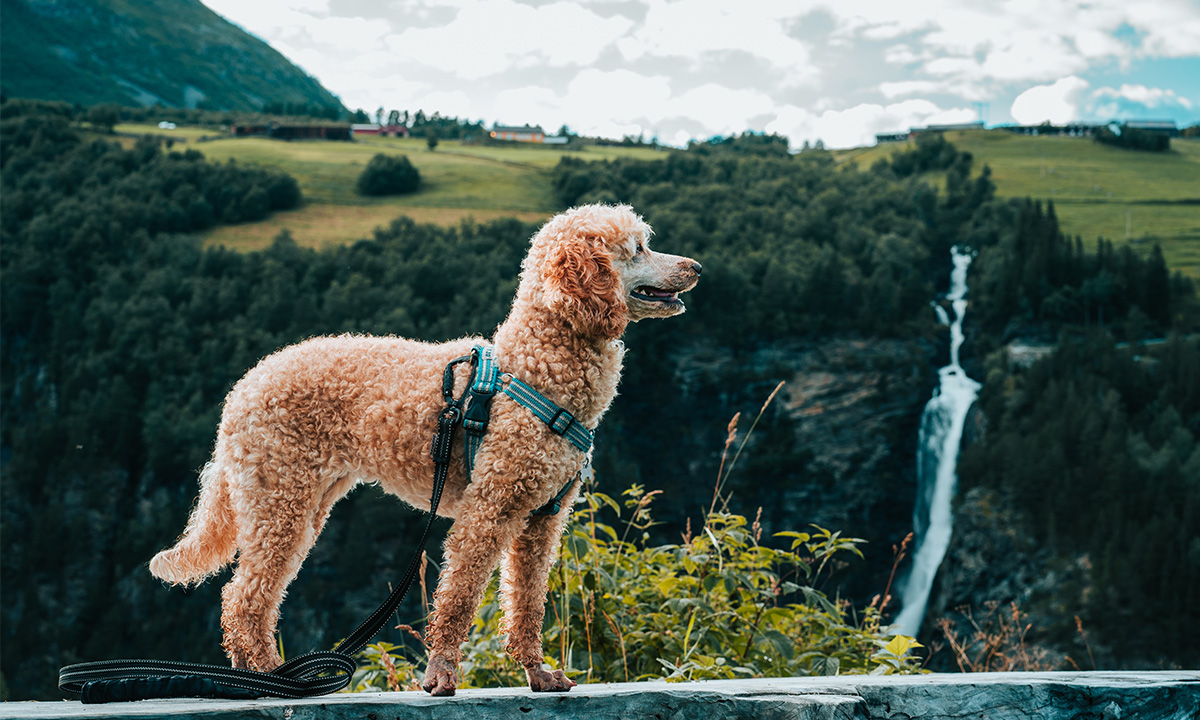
<box><xmin>149</xmin><ymin>204</ymin><xmax>700</xmax><ymax>695</ymax></box>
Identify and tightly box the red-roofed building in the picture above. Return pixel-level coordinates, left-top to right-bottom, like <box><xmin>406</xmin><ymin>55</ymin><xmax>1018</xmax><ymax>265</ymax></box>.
<box><xmin>351</xmin><ymin>124</ymin><xmax>409</xmax><ymax>138</ymax></box>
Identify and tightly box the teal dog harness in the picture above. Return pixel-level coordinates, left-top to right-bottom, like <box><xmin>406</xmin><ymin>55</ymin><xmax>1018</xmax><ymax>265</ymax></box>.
<box><xmin>454</xmin><ymin>344</ymin><xmax>592</xmax><ymax>515</ymax></box>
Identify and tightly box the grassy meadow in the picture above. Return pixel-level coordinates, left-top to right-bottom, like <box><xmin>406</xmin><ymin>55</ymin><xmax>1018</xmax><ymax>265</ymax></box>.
<box><xmin>111</xmin><ymin>124</ymin><xmax>666</xmax><ymax>250</ymax></box>
<box><xmin>118</xmin><ymin>123</ymin><xmax>1198</xmax><ymax>276</ymax></box>
<box><xmin>840</xmin><ymin>130</ymin><xmax>1200</xmax><ymax>277</ymax></box>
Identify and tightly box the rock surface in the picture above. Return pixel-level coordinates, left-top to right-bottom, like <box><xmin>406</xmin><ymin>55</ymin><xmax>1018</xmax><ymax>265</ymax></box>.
<box><xmin>4</xmin><ymin>672</ymin><xmax>1196</xmax><ymax>720</ymax></box>
<box><xmin>617</xmin><ymin>335</ymin><xmax>939</xmax><ymax>600</ymax></box>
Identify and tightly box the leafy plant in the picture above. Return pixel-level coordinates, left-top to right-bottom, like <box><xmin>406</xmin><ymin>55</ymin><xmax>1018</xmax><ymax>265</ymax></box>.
<box><xmin>352</xmin><ymin>388</ymin><xmax>923</xmax><ymax>691</ymax></box>
<box><xmin>353</xmin><ymin>485</ymin><xmax>923</xmax><ymax>690</ymax></box>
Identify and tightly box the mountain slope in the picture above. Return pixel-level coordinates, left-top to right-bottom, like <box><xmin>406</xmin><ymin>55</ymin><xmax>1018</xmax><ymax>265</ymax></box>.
<box><xmin>0</xmin><ymin>0</ymin><xmax>345</xmax><ymax>112</ymax></box>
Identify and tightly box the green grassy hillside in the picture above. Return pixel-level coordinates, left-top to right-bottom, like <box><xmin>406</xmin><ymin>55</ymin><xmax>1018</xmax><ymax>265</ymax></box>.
<box><xmin>117</xmin><ymin>128</ymin><xmax>668</xmax><ymax>250</ymax></box>
<box><xmin>0</xmin><ymin>0</ymin><xmax>344</xmax><ymax>112</ymax></box>
<box><xmin>123</xmin><ymin>120</ymin><xmax>1197</xmax><ymax>276</ymax></box>
<box><xmin>839</xmin><ymin>130</ymin><xmax>1200</xmax><ymax>277</ymax></box>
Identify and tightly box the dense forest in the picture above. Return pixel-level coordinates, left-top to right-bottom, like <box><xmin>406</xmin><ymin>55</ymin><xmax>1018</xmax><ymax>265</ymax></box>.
<box><xmin>949</xmin><ymin>199</ymin><xmax>1199</xmax><ymax>667</ymax></box>
<box><xmin>958</xmin><ymin>333</ymin><xmax>1199</xmax><ymax>665</ymax></box>
<box><xmin>2</xmin><ymin>99</ymin><xmax>1196</xmax><ymax>699</ymax></box>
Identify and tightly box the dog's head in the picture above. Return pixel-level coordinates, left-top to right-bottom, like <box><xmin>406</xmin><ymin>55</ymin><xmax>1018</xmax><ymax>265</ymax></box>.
<box><xmin>526</xmin><ymin>204</ymin><xmax>701</xmax><ymax>339</ymax></box>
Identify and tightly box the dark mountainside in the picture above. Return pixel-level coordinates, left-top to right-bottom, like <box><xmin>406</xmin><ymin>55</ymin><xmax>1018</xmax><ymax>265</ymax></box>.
<box><xmin>0</xmin><ymin>0</ymin><xmax>345</xmax><ymax>113</ymax></box>
<box><xmin>1</xmin><ymin>104</ymin><xmax>1197</xmax><ymax>699</ymax></box>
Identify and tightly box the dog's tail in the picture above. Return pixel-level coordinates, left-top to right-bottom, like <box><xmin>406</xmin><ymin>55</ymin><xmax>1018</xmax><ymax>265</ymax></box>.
<box><xmin>149</xmin><ymin>457</ymin><xmax>238</xmax><ymax>586</ymax></box>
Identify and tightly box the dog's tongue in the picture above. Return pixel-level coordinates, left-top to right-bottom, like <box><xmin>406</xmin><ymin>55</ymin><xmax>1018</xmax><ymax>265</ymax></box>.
<box><xmin>639</xmin><ymin>286</ymin><xmax>674</xmax><ymax>298</ymax></box>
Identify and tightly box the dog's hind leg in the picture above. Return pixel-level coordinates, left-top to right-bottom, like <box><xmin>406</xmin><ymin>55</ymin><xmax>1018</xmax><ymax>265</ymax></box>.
<box><xmin>499</xmin><ymin>497</ymin><xmax>579</xmax><ymax>692</ymax></box>
<box><xmin>219</xmin><ymin>463</ymin><xmax>339</xmax><ymax>671</ymax></box>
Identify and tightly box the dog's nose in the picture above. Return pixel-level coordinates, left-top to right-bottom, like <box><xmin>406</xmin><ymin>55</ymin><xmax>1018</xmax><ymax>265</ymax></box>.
<box><xmin>691</xmin><ymin>260</ymin><xmax>703</xmax><ymax>275</ymax></box>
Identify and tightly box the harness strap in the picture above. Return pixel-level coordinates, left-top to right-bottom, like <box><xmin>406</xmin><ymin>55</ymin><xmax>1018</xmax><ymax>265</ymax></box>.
<box><xmin>462</xmin><ymin>346</ymin><xmax>499</xmax><ymax>476</ymax></box>
<box><xmin>502</xmin><ymin>378</ymin><xmax>593</xmax><ymax>453</ymax></box>
<box><xmin>470</xmin><ymin>345</ymin><xmax>593</xmax><ymax>455</ymax></box>
<box><xmin>462</xmin><ymin>346</ymin><xmax>593</xmax><ymax>516</ymax></box>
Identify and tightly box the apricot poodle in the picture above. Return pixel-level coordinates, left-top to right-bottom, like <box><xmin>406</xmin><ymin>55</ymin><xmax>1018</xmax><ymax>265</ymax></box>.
<box><xmin>149</xmin><ymin>204</ymin><xmax>701</xmax><ymax>696</ymax></box>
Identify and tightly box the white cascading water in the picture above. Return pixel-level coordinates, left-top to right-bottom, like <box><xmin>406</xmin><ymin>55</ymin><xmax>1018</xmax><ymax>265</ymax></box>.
<box><xmin>893</xmin><ymin>247</ymin><xmax>981</xmax><ymax>638</ymax></box>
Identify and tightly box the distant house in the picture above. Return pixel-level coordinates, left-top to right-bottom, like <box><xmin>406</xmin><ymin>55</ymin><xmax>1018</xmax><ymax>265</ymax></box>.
<box><xmin>1003</xmin><ymin>122</ymin><xmax>1101</xmax><ymax>137</ymax></box>
<box><xmin>491</xmin><ymin>124</ymin><xmax>546</xmax><ymax>143</ymax></box>
<box><xmin>232</xmin><ymin>123</ymin><xmax>352</xmax><ymax>141</ymax></box>
<box><xmin>917</xmin><ymin>122</ymin><xmax>986</xmax><ymax>133</ymax></box>
<box><xmin>1124</xmin><ymin>119</ymin><xmax>1178</xmax><ymax>136</ymax></box>
<box><xmin>351</xmin><ymin>123</ymin><xmax>409</xmax><ymax>138</ymax></box>
<box><xmin>875</xmin><ymin>132</ymin><xmax>910</xmax><ymax>144</ymax></box>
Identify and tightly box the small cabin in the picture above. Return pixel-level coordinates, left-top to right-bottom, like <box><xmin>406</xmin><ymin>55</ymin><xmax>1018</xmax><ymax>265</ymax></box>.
<box><xmin>351</xmin><ymin>124</ymin><xmax>409</xmax><ymax>138</ymax></box>
<box><xmin>491</xmin><ymin>124</ymin><xmax>546</xmax><ymax>143</ymax></box>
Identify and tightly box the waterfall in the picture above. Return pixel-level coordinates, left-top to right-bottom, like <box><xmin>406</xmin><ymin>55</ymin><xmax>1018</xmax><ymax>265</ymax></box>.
<box><xmin>893</xmin><ymin>247</ymin><xmax>980</xmax><ymax>638</ymax></box>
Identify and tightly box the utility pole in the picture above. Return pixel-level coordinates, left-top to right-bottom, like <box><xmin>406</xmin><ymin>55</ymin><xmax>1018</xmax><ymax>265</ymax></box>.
<box><xmin>973</xmin><ymin>102</ymin><xmax>989</xmax><ymax>127</ymax></box>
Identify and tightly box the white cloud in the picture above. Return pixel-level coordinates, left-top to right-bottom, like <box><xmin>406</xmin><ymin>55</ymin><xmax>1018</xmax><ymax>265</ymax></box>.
<box><xmin>293</xmin><ymin>15</ymin><xmax>392</xmax><ymax>53</ymax></box>
<box><xmin>883</xmin><ymin>44</ymin><xmax>924</xmax><ymax>65</ymax></box>
<box><xmin>490</xmin><ymin>73</ymin><xmax>780</xmax><ymax>142</ymax></box>
<box><xmin>1073</xmin><ymin>28</ymin><xmax>1125</xmax><ymax>59</ymax></box>
<box><xmin>384</xmin><ymin>1</ymin><xmax>633</xmax><ymax>80</ymax></box>
<box><xmin>197</xmin><ymin>0</ymin><xmax>1200</xmax><ymax>148</ymax></box>
<box><xmin>205</xmin><ymin>0</ymin><xmax>328</xmax><ymax>17</ymax></box>
<box><xmin>980</xmin><ymin>33</ymin><xmax>1090</xmax><ymax>82</ymax></box>
<box><xmin>1009</xmin><ymin>76</ymin><xmax>1090</xmax><ymax>125</ymax></box>
<box><xmin>1092</xmin><ymin>84</ymin><xmax>1193</xmax><ymax>109</ymax></box>
<box><xmin>1127</xmin><ymin>1</ymin><xmax>1200</xmax><ymax>57</ymax></box>
<box><xmin>617</xmin><ymin>0</ymin><xmax>816</xmax><ymax>84</ymax></box>
<box><xmin>201</xmin><ymin>0</ymin><xmax>332</xmax><ymax>41</ymax></box>
<box><xmin>490</xmin><ymin>70</ymin><xmax>670</xmax><ymax>138</ymax></box>
<box><xmin>561</xmin><ymin>69</ymin><xmax>672</xmax><ymax>132</ymax></box>
<box><xmin>767</xmin><ymin>99</ymin><xmax>976</xmax><ymax>149</ymax></box>
<box><xmin>818</xmin><ymin>0</ymin><xmax>1200</xmax><ymax>86</ymax></box>
<box><xmin>662</xmin><ymin>84</ymin><xmax>778</xmax><ymax>136</ymax></box>
<box><xmin>421</xmin><ymin>91</ymin><xmax>479</xmax><ymax>119</ymax></box>
<box><xmin>1087</xmin><ymin>83</ymin><xmax>1196</xmax><ymax>120</ymax></box>
<box><xmin>880</xmin><ymin>81</ymin><xmax>942</xmax><ymax>100</ymax></box>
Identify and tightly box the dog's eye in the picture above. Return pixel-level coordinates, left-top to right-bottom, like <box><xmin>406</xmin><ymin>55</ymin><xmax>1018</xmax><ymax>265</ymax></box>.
<box><xmin>635</xmin><ymin>243</ymin><xmax>644</xmax><ymax>254</ymax></box>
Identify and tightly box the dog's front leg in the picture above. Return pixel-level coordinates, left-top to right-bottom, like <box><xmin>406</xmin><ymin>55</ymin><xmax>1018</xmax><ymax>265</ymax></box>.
<box><xmin>421</xmin><ymin>504</ymin><xmax>530</xmax><ymax>696</ymax></box>
<box><xmin>499</xmin><ymin>488</ymin><xmax>579</xmax><ymax>692</ymax></box>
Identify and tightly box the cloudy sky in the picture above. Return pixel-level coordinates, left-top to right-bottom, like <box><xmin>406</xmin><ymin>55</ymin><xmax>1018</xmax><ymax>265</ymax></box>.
<box><xmin>200</xmin><ymin>0</ymin><xmax>1200</xmax><ymax>149</ymax></box>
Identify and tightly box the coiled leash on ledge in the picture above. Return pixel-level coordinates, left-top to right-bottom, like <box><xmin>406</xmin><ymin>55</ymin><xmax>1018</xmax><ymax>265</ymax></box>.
<box><xmin>59</xmin><ymin>344</ymin><xmax>593</xmax><ymax>703</ymax></box>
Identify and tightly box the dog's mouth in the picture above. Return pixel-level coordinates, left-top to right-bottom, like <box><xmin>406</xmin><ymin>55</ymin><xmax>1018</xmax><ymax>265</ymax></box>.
<box><xmin>630</xmin><ymin>285</ymin><xmax>684</xmax><ymax>307</ymax></box>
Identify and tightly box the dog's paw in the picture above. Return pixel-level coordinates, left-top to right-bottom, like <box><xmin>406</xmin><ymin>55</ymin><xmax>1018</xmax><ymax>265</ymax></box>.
<box><xmin>421</xmin><ymin>655</ymin><xmax>459</xmax><ymax>696</ymax></box>
<box><xmin>526</xmin><ymin>664</ymin><xmax>576</xmax><ymax>692</ymax></box>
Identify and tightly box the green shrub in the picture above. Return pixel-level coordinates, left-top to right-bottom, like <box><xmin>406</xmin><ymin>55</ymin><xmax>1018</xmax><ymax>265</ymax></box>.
<box><xmin>356</xmin><ymin>153</ymin><xmax>420</xmax><ymax>196</ymax></box>
<box><xmin>350</xmin><ymin>485</ymin><xmax>923</xmax><ymax>692</ymax></box>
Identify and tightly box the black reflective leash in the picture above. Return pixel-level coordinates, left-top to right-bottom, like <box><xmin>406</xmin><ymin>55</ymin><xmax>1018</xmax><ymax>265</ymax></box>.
<box><xmin>58</xmin><ymin>354</ymin><xmax>476</xmax><ymax>704</ymax></box>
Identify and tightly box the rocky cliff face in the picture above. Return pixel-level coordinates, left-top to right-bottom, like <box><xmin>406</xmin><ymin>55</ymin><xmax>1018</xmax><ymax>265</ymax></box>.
<box><xmin>923</xmin><ymin>484</ymin><xmax>1097</xmax><ymax>671</ymax></box>
<box><xmin>598</xmin><ymin>333</ymin><xmax>942</xmax><ymax>603</ymax></box>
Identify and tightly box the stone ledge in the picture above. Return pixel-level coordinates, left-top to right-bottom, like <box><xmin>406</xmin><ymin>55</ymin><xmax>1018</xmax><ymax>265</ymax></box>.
<box><xmin>3</xmin><ymin>672</ymin><xmax>1196</xmax><ymax>720</ymax></box>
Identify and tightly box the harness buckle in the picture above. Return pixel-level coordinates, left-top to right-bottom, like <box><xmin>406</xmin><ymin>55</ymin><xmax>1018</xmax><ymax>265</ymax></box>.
<box><xmin>462</xmin><ymin>390</ymin><xmax>493</xmax><ymax>433</ymax></box>
<box><xmin>548</xmin><ymin>408</ymin><xmax>576</xmax><ymax>436</ymax></box>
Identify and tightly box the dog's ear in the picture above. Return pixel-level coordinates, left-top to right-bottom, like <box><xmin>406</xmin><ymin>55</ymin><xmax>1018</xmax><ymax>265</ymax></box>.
<box><xmin>543</xmin><ymin>236</ymin><xmax>628</xmax><ymax>339</ymax></box>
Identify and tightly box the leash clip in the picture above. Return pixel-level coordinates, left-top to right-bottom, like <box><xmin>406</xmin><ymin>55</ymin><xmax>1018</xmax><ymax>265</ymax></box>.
<box><xmin>431</xmin><ymin>405</ymin><xmax>462</xmax><ymax>463</ymax></box>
